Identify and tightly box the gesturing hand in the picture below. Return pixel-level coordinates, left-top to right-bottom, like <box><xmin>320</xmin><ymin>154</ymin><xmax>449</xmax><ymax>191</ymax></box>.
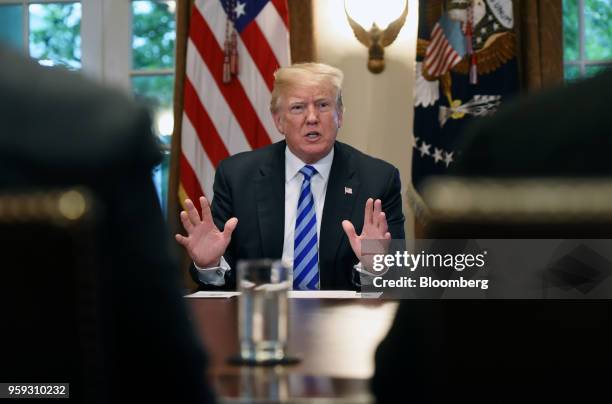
<box><xmin>342</xmin><ymin>198</ymin><xmax>391</xmax><ymax>261</ymax></box>
<box><xmin>175</xmin><ymin>197</ymin><xmax>238</xmax><ymax>268</ymax></box>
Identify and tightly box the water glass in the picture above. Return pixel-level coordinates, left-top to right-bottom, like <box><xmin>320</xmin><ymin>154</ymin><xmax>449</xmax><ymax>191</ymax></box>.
<box><xmin>237</xmin><ymin>259</ymin><xmax>291</xmax><ymax>363</ymax></box>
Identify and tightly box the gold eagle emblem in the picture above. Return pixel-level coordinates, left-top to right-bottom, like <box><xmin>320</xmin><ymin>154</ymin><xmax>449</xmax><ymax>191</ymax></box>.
<box><xmin>345</xmin><ymin>0</ymin><xmax>409</xmax><ymax>73</ymax></box>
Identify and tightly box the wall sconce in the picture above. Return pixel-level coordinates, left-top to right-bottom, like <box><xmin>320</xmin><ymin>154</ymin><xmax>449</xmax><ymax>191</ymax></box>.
<box><xmin>344</xmin><ymin>0</ymin><xmax>408</xmax><ymax>74</ymax></box>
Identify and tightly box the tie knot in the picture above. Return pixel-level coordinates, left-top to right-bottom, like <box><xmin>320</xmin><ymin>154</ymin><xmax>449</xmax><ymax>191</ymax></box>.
<box><xmin>299</xmin><ymin>165</ymin><xmax>317</xmax><ymax>180</ymax></box>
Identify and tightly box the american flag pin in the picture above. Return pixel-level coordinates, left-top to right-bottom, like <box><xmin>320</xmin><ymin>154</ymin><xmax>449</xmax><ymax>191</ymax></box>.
<box><xmin>344</xmin><ymin>187</ymin><xmax>353</xmax><ymax>195</ymax></box>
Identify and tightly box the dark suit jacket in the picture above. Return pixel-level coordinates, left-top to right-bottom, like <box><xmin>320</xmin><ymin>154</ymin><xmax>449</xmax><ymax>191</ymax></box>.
<box><xmin>0</xmin><ymin>47</ymin><xmax>214</xmax><ymax>403</ymax></box>
<box><xmin>192</xmin><ymin>140</ymin><xmax>405</xmax><ymax>290</ymax></box>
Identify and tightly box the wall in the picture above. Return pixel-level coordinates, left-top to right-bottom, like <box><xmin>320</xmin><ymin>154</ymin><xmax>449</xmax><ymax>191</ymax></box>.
<box><xmin>313</xmin><ymin>0</ymin><xmax>419</xmax><ymax>237</ymax></box>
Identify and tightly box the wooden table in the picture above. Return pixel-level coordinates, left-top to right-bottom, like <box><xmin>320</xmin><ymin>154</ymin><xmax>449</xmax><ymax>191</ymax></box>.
<box><xmin>187</xmin><ymin>297</ymin><xmax>398</xmax><ymax>403</ymax></box>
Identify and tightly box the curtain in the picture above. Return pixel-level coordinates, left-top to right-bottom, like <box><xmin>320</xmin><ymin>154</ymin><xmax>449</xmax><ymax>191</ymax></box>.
<box><xmin>515</xmin><ymin>0</ymin><xmax>564</xmax><ymax>91</ymax></box>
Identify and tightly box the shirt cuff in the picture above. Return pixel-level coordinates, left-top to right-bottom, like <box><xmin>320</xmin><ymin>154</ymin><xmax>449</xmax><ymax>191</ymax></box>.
<box><xmin>354</xmin><ymin>262</ymin><xmax>377</xmax><ymax>286</ymax></box>
<box><xmin>194</xmin><ymin>256</ymin><xmax>230</xmax><ymax>286</ymax></box>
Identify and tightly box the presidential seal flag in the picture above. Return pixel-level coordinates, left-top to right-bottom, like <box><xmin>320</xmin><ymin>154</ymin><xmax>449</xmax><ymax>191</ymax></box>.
<box><xmin>179</xmin><ymin>0</ymin><xmax>290</xmax><ymax>210</ymax></box>
<box><xmin>411</xmin><ymin>0</ymin><xmax>519</xmax><ymax>190</ymax></box>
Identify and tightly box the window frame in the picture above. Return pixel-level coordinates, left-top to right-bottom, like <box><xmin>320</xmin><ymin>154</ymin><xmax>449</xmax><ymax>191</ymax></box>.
<box><xmin>1</xmin><ymin>0</ymin><xmax>176</xmax><ymax>213</ymax></box>
<box><xmin>0</xmin><ymin>0</ymin><xmax>176</xmax><ymax>96</ymax></box>
<box><xmin>564</xmin><ymin>0</ymin><xmax>612</xmax><ymax>79</ymax></box>
<box><xmin>0</xmin><ymin>0</ymin><xmax>133</xmax><ymax>90</ymax></box>
<box><xmin>129</xmin><ymin>0</ymin><xmax>176</xmax><ymax>127</ymax></box>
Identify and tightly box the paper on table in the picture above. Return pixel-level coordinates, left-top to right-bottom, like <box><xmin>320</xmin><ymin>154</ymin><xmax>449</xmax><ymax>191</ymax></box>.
<box><xmin>184</xmin><ymin>291</ymin><xmax>241</xmax><ymax>298</ymax></box>
<box><xmin>184</xmin><ymin>290</ymin><xmax>361</xmax><ymax>299</ymax></box>
<box><xmin>288</xmin><ymin>290</ymin><xmax>360</xmax><ymax>299</ymax></box>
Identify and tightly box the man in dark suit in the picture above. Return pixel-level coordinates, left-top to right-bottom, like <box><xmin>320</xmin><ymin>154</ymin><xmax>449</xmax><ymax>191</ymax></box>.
<box><xmin>372</xmin><ymin>70</ymin><xmax>612</xmax><ymax>403</ymax></box>
<box><xmin>0</xmin><ymin>46</ymin><xmax>214</xmax><ymax>403</ymax></box>
<box><xmin>176</xmin><ymin>63</ymin><xmax>405</xmax><ymax>290</ymax></box>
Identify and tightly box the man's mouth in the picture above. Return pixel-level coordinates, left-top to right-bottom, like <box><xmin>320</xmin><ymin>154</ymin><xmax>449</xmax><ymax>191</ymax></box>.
<box><xmin>305</xmin><ymin>131</ymin><xmax>321</xmax><ymax>140</ymax></box>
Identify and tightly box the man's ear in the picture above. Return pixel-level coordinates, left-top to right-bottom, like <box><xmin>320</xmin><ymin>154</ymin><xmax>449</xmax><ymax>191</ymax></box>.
<box><xmin>337</xmin><ymin>108</ymin><xmax>343</xmax><ymax>129</ymax></box>
<box><xmin>272</xmin><ymin>111</ymin><xmax>285</xmax><ymax>135</ymax></box>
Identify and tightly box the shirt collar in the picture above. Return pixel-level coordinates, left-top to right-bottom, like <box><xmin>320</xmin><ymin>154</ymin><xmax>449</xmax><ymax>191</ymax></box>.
<box><xmin>285</xmin><ymin>145</ymin><xmax>334</xmax><ymax>183</ymax></box>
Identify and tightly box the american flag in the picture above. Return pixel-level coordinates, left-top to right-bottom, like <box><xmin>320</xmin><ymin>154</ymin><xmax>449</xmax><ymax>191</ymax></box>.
<box><xmin>423</xmin><ymin>14</ymin><xmax>466</xmax><ymax>77</ymax></box>
<box><xmin>179</xmin><ymin>0</ymin><xmax>290</xmax><ymax>210</ymax></box>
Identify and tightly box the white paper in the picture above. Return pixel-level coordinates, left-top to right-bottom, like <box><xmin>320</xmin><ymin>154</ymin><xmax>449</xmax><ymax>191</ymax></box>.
<box><xmin>184</xmin><ymin>290</ymin><xmax>362</xmax><ymax>299</ymax></box>
<box><xmin>288</xmin><ymin>290</ymin><xmax>360</xmax><ymax>299</ymax></box>
<box><xmin>184</xmin><ymin>291</ymin><xmax>241</xmax><ymax>298</ymax></box>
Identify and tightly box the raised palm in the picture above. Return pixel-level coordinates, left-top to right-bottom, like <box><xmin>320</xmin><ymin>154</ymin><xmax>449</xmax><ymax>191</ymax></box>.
<box><xmin>175</xmin><ymin>197</ymin><xmax>238</xmax><ymax>268</ymax></box>
<box><xmin>342</xmin><ymin>198</ymin><xmax>391</xmax><ymax>265</ymax></box>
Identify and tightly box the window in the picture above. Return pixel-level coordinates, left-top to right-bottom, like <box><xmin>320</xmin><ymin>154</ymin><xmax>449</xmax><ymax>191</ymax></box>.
<box><xmin>563</xmin><ymin>0</ymin><xmax>612</xmax><ymax>81</ymax></box>
<box><xmin>0</xmin><ymin>0</ymin><xmax>177</xmax><ymax>215</ymax></box>
<box><xmin>0</xmin><ymin>0</ymin><xmax>82</xmax><ymax>69</ymax></box>
<box><xmin>131</xmin><ymin>0</ymin><xmax>176</xmax><ymax>215</ymax></box>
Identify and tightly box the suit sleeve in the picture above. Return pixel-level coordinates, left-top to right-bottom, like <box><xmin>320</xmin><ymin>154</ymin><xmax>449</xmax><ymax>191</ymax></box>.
<box><xmin>189</xmin><ymin>160</ymin><xmax>237</xmax><ymax>290</ymax></box>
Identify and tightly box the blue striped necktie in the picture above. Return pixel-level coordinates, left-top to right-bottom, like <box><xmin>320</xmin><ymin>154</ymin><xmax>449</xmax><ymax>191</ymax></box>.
<box><xmin>293</xmin><ymin>165</ymin><xmax>319</xmax><ymax>290</ymax></box>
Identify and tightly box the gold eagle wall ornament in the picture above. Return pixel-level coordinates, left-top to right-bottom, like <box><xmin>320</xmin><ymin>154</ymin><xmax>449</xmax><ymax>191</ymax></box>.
<box><xmin>344</xmin><ymin>0</ymin><xmax>409</xmax><ymax>74</ymax></box>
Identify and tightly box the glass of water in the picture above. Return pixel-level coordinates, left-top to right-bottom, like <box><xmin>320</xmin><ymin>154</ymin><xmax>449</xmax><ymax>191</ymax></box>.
<box><xmin>237</xmin><ymin>259</ymin><xmax>293</xmax><ymax>364</ymax></box>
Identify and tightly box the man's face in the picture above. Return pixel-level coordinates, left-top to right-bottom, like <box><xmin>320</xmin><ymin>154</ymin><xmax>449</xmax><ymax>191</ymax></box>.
<box><xmin>272</xmin><ymin>84</ymin><xmax>343</xmax><ymax>164</ymax></box>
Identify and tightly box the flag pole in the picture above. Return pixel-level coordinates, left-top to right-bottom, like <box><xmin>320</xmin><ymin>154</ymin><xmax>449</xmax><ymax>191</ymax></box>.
<box><xmin>168</xmin><ymin>0</ymin><xmax>196</xmax><ymax>289</ymax></box>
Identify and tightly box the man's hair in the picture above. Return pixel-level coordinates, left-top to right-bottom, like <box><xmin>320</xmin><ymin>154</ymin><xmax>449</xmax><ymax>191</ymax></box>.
<box><xmin>270</xmin><ymin>62</ymin><xmax>344</xmax><ymax>113</ymax></box>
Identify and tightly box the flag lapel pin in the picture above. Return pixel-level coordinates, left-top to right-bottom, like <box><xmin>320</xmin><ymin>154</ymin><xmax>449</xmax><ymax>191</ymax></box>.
<box><xmin>344</xmin><ymin>187</ymin><xmax>353</xmax><ymax>195</ymax></box>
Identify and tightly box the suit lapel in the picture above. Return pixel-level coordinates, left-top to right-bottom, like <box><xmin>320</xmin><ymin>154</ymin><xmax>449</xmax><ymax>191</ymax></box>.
<box><xmin>319</xmin><ymin>143</ymin><xmax>360</xmax><ymax>288</ymax></box>
<box><xmin>255</xmin><ymin>142</ymin><xmax>285</xmax><ymax>259</ymax></box>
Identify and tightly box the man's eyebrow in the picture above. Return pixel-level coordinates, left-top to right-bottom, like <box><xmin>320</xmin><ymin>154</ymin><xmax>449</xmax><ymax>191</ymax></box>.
<box><xmin>287</xmin><ymin>97</ymin><xmax>332</xmax><ymax>105</ymax></box>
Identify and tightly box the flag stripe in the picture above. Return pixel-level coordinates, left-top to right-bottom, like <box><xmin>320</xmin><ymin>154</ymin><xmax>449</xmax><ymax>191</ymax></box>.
<box><xmin>180</xmin><ymin>153</ymin><xmax>206</xmax><ymax>207</ymax></box>
<box><xmin>256</xmin><ymin>1</ymin><xmax>291</xmax><ymax>66</ymax></box>
<box><xmin>428</xmin><ymin>26</ymin><xmax>443</xmax><ymax>50</ymax></box>
<box><xmin>425</xmin><ymin>45</ymin><xmax>443</xmax><ymax>73</ymax></box>
<box><xmin>435</xmin><ymin>47</ymin><xmax>456</xmax><ymax>76</ymax></box>
<box><xmin>190</xmin><ymin>6</ymin><xmax>272</xmax><ymax>150</ymax></box>
<box><xmin>270</xmin><ymin>0</ymin><xmax>289</xmax><ymax>29</ymax></box>
<box><xmin>424</xmin><ymin>22</ymin><xmax>462</xmax><ymax>76</ymax></box>
<box><xmin>181</xmin><ymin>115</ymin><xmax>216</xmax><ymax>200</ymax></box>
<box><xmin>185</xmin><ymin>40</ymin><xmax>251</xmax><ymax>155</ymax></box>
<box><xmin>180</xmin><ymin>0</ymin><xmax>290</xmax><ymax>210</ymax></box>
<box><xmin>239</xmin><ymin>22</ymin><xmax>279</xmax><ymax>91</ymax></box>
<box><xmin>425</xmin><ymin>29</ymin><xmax>445</xmax><ymax>70</ymax></box>
<box><xmin>194</xmin><ymin>0</ymin><xmax>281</xmax><ymax>145</ymax></box>
<box><xmin>425</xmin><ymin>26</ymin><xmax>443</xmax><ymax>57</ymax></box>
<box><xmin>183</xmin><ymin>78</ymin><xmax>230</xmax><ymax>167</ymax></box>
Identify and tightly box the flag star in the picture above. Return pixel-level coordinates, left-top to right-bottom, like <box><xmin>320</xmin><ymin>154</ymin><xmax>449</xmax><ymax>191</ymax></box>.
<box><xmin>433</xmin><ymin>148</ymin><xmax>444</xmax><ymax>163</ymax></box>
<box><xmin>444</xmin><ymin>151</ymin><xmax>454</xmax><ymax>167</ymax></box>
<box><xmin>481</xmin><ymin>27</ymin><xmax>487</xmax><ymax>34</ymax></box>
<box><xmin>234</xmin><ymin>1</ymin><xmax>246</xmax><ymax>18</ymax></box>
<box><xmin>488</xmin><ymin>14</ymin><xmax>494</xmax><ymax>21</ymax></box>
<box><xmin>413</xmin><ymin>136</ymin><xmax>419</xmax><ymax>148</ymax></box>
<box><xmin>493</xmin><ymin>23</ymin><xmax>499</xmax><ymax>30</ymax></box>
<box><xmin>419</xmin><ymin>142</ymin><xmax>431</xmax><ymax>157</ymax></box>
<box><xmin>476</xmin><ymin>37</ymin><xmax>482</xmax><ymax>44</ymax></box>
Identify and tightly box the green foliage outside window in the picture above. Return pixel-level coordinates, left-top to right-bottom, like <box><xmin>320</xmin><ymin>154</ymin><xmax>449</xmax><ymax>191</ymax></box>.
<box><xmin>132</xmin><ymin>0</ymin><xmax>176</xmax><ymax>70</ymax></box>
<box><xmin>29</xmin><ymin>3</ymin><xmax>81</xmax><ymax>69</ymax></box>
<box><xmin>563</xmin><ymin>0</ymin><xmax>612</xmax><ymax>81</ymax></box>
<box><xmin>131</xmin><ymin>1</ymin><xmax>177</xmax><ymax>215</ymax></box>
<box><xmin>563</xmin><ymin>0</ymin><xmax>579</xmax><ymax>62</ymax></box>
<box><xmin>583</xmin><ymin>0</ymin><xmax>612</xmax><ymax>61</ymax></box>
